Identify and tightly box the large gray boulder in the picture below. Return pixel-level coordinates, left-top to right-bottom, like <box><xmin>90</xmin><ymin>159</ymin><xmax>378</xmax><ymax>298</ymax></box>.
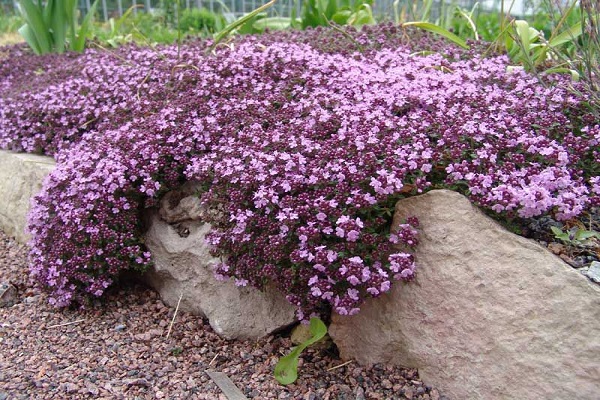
<box><xmin>0</xmin><ymin>150</ymin><xmax>55</xmax><ymax>243</ymax></box>
<box><xmin>329</xmin><ymin>190</ymin><xmax>600</xmax><ymax>400</ymax></box>
<box><xmin>142</xmin><ymin>185</ymin><xmax>296</xmax><ymax>340</ymax></box>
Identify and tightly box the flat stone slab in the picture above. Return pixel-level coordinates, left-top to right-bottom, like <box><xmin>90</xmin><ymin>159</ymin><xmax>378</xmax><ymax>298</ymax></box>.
<box><xmin>329</xmin><ymin>190</ymin><xmax>600</xmax><ymax>400</ymax></box>
<box><xmin>0</xmin><ymin>150</ymin><xmax>55</xmax><ymax>243</ymax></box>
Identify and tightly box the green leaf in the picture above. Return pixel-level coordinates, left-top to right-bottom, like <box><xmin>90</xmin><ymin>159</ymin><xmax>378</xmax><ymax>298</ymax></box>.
<box><xmin>17</xmin><ymin>0</ymin><xmax>52</xmax><ymax>54</ymax></box>
<box><xmin>514</xmin><ymin>20</ymin><xmax>532</xmax><ymax>52</ymax></box>
<box><xmin>290</xmin><ymin>0</ymin><xmax>300</xmax><ymax>29</ymax></box>
<box><xmin>49</xmin><ymin>0</ymin><xmax>67</xmax><ymax>53</ymax></box>
<box><xmin>324</xmin><ymin>0</ymin><xmax>337</xmax><ymax>20</ymax></box>
<box><xmin>550</xmin><ymin>226</ymin><xmax>564</xmax><ymax>237</ymax></box>
<box><xmin>575</xmin><ymin>230</ymin><xmax>600</xmax><ymax>241</ymax></box>
<box><xmin>274</xmin><ymin>317</ymin><xmax>327</xmax><ymax>385</ymax></box>
<box><xmin>543</xmin><ymin>67</ymin><xmax>580</xmax><ymax>81</ymax></box>
<box><xmin>348</xmin><ymin>4</ymin><xmax>375</xmax><ymax>27</ymax></box>
<box><xmin>402</xmin><ymin>21</ymin><xmax>469</xmax><ymax>50</ymax></box>
<box><xmin>18</xmin><ymin>23</ymin><xmax>42</xmax><ymax>54</ymax></box>
<box><xmin>210</xmin><ymin>0</ymin><xmax>276</xmax><ymax>52</ymax></box>
<box><xmin>64</xmin><ymin>0</ymin><xmax>78</xmax><ymax>42</ymax></box>
<box><xmin>331</xmin><ymin>9</ymin><xmax>351</xmax><ymax>25</ymax></box>
<box><xmin>252</xmin><ymin>17</ymin><xmax>292</xmax><ymax>31</ymax></box>
<box><xmin>72</xmin><ymin>0</ymin><xmax>99</xmax><ymax>52</ymax></box>
<box><xmin>548</xmin><ymin>21</ymin><xmax>582</xmax><ymax>48</ymax></box>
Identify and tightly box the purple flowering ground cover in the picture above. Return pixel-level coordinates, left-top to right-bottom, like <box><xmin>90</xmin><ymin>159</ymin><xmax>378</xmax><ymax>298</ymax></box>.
<box><xmin>0</xmin><ymin>25</ymin><xmax>598</xmax><ymax>319</ymax></box>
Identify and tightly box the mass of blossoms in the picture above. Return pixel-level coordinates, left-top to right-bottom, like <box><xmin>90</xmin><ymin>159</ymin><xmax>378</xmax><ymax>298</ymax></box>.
<box><xmin>0</xmin><ymin>24</ymin><xmax>598</xmax><ymax>318</ymax></box>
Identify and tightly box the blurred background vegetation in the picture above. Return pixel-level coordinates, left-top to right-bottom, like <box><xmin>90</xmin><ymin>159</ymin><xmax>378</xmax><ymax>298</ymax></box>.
<box><xmin>0</xmin><ymin>0</ymin><xmax>571</xmax><ymax>45</ymax></box>
<box><xmin>0</xmin><ymin>0</ymin><xmax>597</xmax><ymax>108</ymax></box>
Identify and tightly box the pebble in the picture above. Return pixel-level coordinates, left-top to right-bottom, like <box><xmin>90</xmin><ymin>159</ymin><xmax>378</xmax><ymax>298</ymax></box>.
<box><xmin>354</xmin><ymin>386</ymin><xmax>366</xmax><ymax>400</ymax></box>
<box><xmin>584</xmin><ymin>261</ymin><xmax>600</xmax><ymax>283</ymax></box>
<box><xmin>0</xmin><ymin>282</ymin><xmax>17</xmax><ymax>308</ymax></box>
<box><xmin>23</xmin><ymin>295</ymin><xmax>40</xmax><ymax>304</ymax></box>
<box><xmin>114</xmin><ymin>324</ymin><xmax>126</xmax><ymax>331</ymax></box>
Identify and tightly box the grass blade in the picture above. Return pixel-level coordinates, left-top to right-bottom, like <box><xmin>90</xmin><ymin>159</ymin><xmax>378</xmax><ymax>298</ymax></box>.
<box><xmin>403</xmin><ymin>21</ymin><xmax>469</xmax><ymax>49</ymax></box>
<box><xmin>210</xmin><ymin>0</ymin><xmax>276</xmax><ymax>53</ymax></box>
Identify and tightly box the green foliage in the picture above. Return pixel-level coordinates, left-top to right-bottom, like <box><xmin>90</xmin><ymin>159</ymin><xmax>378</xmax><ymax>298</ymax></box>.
<box><xmin>451</xmin><ymin>2</ymin><xmax>480</xmax><ymax>41</ymax></box>
<box><xmin>298</xmin><ymin>0</ymin><xmax>375</xmax><ymax>29</ymax></box>
<box><xmin>0</xmin><ymin>11</ymin><xmax>23</xmax><ymax>34</ymax></box>
<box><xmin>17</xmin><ymin>0</ymin><xmax>98</xmax><ymax>54</ymax></box>
<box><xmin>551</xmin><ymin>226</ymin><xmax>600</xmax><ymax>246</ymax></box>
<box><xmin>274</xmin><ymin>317</ymin><xmax>328</xmax><ymax>385</ymax></box>
<box><xmin>403</xmin><ymin>21</ymin><xmax>469</xmax><ymax>49</ymax></box>
<box><xmin>503</xmin><ymin>16</ymin><xmax>582</xmax><ymax>72</ymax></box>
<box><xmin>94</xmin><ymin>8</ymin><xmax>181</xmax><ymax>46</ymax></box>
<box><xmin>178</xmin><ymin>7</ymin><xmax>225</xmax><ymax>34</ymax></box>
<box><xmin>252</xmin><ymin>16</ymin><xmax>295</xmax><ymax>33</ymax></box>
<box><xmin>210</xmin><ymin>0</ymin><xmax>276</xmax><ymax>51</ymax></box>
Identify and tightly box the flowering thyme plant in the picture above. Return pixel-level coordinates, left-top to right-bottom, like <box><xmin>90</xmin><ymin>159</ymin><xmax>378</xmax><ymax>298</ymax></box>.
<box><xmin>0</xmin><ymin>25</ymin><xmax>598</xmax><ymax>317</ymax></box>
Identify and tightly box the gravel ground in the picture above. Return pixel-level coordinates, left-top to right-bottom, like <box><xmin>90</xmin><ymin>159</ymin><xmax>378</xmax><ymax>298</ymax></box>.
<box><xmin>0</xmin><ymin>229</ymin><xmax>445</xmax><ymax>400</ymax></box>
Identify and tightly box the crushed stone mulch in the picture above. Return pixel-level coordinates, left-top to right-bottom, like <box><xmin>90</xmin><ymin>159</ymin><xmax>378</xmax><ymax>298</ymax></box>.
<box><xmin>0</xmin><ymin>229</ymin><xmax>445</xmax><ymax>400</ymax></box>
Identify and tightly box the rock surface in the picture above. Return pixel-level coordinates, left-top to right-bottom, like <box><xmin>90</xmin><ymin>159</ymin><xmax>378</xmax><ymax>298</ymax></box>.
<box><xmin>0</xmin><ymin>150</ymin><xmax>55</xmax><ymax>243</ymax></box>
<box><xmin>583</xmin><ymin>261</ymin><xmax>600</xmax><ymax>283</ymax></box>
<box><xmin>329</xmin><ymin>190</ymin><xmax>600</xmax><ymax>400</ymax></box>
<box><xmin>142</xmin><ymin>189</ymin><xmax>296</xmax><ymax>339</ymax></box>
<box><xmin>0</xmin><ymin>281</ymin><xmax>17</xmax><ymax>307</ymax></box>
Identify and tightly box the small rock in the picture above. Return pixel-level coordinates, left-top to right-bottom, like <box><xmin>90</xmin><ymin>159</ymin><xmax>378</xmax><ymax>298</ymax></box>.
<box><xmin>125</xmin><ymin>378</ymin><xmax>151</xmax><ymax>387</ymax></box>
<box><xmin>147</xmin><ymin>328</ymin><xmax>163</xmax><ymax>338</ymax></box>
<box><xmin>584</xmin><ymin>261</ymin><xmax>600</xmax><ymax>283</ymax></box>
<box><xmin>0</xmin><ymin>282</ymin><xmax>17</xmax><ymax>307</ymax></box>
<box><xmin>403</xmin><ymin>386</ymin><xmax>415</xmax><ymax>399</ymax></box>
<box><xmin>0</xmin><ymin>391</ymin><xmax>8</xmax><ymax>400</ymax></box>
<box><xmin>64</xmin><ymin>382</ymin><xmax>78</xmax><ymax>393</ymax></box>
<box><xmin>354</xmin><ymin>387</ymin><xmax>366</xmax><ymax>400</ymax></box>
<box><xmin>134</xmin><ymin>333</ymin><xmax>152</xmax><ymax>342</ymax></box>
<box><xmin>114</xmin><ymin>324</ymin><xmax>126</xmax><ymax>332</ymax></box>
<box><xmin>23</xmin><ymin>295</ymin><xmax>40</xmax><ymax>304</ymax></box>
<box><xmin>85</xmin><ymin>383</ymin><xmax>99</xmax><ymax>396</ymax></box>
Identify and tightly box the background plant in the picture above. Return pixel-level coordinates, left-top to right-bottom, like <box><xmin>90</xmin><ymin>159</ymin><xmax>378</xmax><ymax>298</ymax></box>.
<box><xmin>93</xmin><ymin>7</ymin><xmax>182</xmax><ymax>46</ymax></box>
<box><xmin>178</xmin><ymin>7</ymin><xmax>225</xmax><ymax>34</ymax></box>
<box><xmin>17</xmin><ymin>0</ymin><xmax>98</xmax><ymax>54</ymax></box>
<box><xmin>0</xmin><ymin>9</ymin><xmax>22</xmax><ymax>34</ymax></box>
<box><xmin>294</xmin><ymin>0</ymin><xmax>375</xmax><ymax>28</ymax></box>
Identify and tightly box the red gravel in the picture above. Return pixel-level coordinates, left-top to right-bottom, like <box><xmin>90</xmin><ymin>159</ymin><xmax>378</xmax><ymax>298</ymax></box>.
<box><xmin>0</xmin><ymin>229</ymin><xmax>445</xmax><ymax>400</ymax></box>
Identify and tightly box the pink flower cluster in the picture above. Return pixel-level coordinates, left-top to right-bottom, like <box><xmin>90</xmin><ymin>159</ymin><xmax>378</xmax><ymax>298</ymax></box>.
<box><xmin>1</xmin><ymin>25</ymin><xmax>597</xmax><ymax>316</ymax></box>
